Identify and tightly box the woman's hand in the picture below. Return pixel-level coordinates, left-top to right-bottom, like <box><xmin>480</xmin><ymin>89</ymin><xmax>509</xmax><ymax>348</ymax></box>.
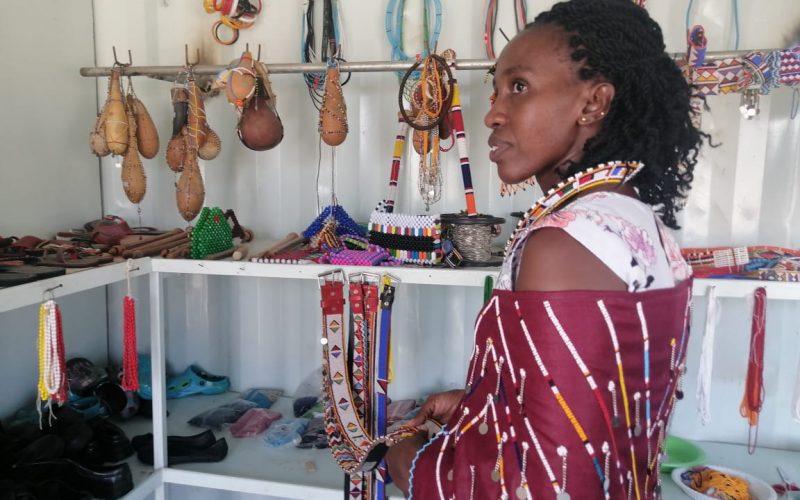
<box><xmin>409</xmin><ymin>389</ymin><xmax>465</xmax><ymax>427</ymax></box>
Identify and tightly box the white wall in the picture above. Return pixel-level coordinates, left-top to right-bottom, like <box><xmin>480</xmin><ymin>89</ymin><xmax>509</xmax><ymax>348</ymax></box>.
<box><xmin>0</xmin><ymin>0</ymin><xmax>109</xmax><ymax>414</ymax></box>
<box><xmin>0</xmin><ymin>0</ymin><xmax>102</xmax><ymax>237</ymax></box>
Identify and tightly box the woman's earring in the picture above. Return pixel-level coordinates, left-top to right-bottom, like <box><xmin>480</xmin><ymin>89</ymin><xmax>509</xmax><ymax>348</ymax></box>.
<box><xmin>579</xmin><ymin>116</ymin><xmax>588</xmax><ymax>123</ymax></box>
<box><xmin>599</xmin><ymin>111</ymin><xmax>606</xmax><ymax>117</ymax></box>
<box><xmin>500</xmin><ymin>177</ymin><xmax>536</xmax><ymax>197</ymax></box>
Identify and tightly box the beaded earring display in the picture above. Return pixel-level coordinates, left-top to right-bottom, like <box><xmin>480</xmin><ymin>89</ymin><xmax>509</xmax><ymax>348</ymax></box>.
<box><xmin>121</xmin><ymin>260</ymin><xmax>139</xmax><ymax>392</ymax></box>
<box><xmin>37</xmin><ymin>293</ymin><xmax>68</xmax><ymax>425</ymax></box>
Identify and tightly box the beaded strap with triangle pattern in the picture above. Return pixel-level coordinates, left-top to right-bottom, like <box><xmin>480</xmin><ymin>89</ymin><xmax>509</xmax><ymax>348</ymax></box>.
<box><xmin>319</xmin><ymin>271</ymin><xmax>419</xmax><ymax>479</ymax></box>
<box><xmin>504</xmin><ymin>161</ymin><xmax>643</xmax><ymax>259</ymax></box>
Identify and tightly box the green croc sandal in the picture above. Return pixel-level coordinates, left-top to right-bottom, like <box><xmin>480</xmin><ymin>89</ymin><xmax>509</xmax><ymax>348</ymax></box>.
<box><xmin>166</xmin><ymin>365</ymin><xmax>230</xmax><ymax>399</ymax></box>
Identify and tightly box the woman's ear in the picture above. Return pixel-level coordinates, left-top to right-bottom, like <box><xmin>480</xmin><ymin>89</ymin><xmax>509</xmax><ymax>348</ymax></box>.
<box><xmin>579</xmin><ymin>82</ymin><xmax>615</xmax><ymax>124</ymax></box>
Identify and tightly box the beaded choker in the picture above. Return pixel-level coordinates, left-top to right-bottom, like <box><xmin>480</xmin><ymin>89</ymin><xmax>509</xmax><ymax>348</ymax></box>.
<box><xmin>504</xmin><ymin>161</ymin><xmax>643</xmax><ymax>258</ymax></box>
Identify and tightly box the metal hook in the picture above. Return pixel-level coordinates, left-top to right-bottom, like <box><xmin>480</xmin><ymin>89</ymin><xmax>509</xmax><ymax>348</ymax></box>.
<box><xmin>185</xmin><ymin>44</ymin><xmax>200</xmax><ymax>67</ymax></box>
<box><xmin>43</xmin><ymin>284</ymin><xmax>63</xmax><ymax>301</ymax></box>
<box><xmin>498</xmin><ymin>28</ymin><xmax>511</xmax><ymax>43</ymax></box>
<box><xmin>246</xmin><ymin>43</ymin><xmax>249</xmax><ymax>54</ymax></box>
<box><xmin>257</xmin><ymin>44</ymin><xmax>262</xmax><ymax>62</ymax></box>
<box><xmin>112</xmin><ymin>46</ymin><xmax>133</xmax><ymax>66</ymax></box>
<box><xmin>791</xmin><ymin>88</ymin><xmax>799</xmax><ymax>120</ymax></box>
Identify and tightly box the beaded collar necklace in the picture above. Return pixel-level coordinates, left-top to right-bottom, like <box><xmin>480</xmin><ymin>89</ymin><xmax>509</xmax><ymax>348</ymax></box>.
<box><xmin>504</xmin><ymin>161</ymin><xmax>643</xmax><ymax>258</ymax></box>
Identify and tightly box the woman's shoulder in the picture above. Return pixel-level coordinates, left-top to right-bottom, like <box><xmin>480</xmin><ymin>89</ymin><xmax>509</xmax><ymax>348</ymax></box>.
<box><xmin>533</xmin><ymin>191</ymin><xmax>654</xmax><ymax>231</ymax></box>
<box><xmin>512</xmin><ymin>191</ymin><xmax>689</xmax><ymax>292</ymax></box>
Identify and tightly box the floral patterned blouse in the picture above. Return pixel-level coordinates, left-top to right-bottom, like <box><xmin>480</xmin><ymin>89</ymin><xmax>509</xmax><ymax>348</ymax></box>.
<box><xmin>496</xmin><ymin>191</ymin><xmax>691</xmax><ymax>292</ymax></box>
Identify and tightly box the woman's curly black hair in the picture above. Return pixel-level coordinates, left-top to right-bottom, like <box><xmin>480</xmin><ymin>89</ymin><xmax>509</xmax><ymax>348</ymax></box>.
<box><xmin>532</xmin><ymin>0</ymin><xmax>705</xmax><ymax>229</ymax></box>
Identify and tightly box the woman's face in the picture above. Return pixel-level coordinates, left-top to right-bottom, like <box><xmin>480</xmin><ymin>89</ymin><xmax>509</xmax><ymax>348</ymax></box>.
<box><xmin>485</xmin><ymin>25</ymin><xmax>599</xmax><ymax>190</ymax></box>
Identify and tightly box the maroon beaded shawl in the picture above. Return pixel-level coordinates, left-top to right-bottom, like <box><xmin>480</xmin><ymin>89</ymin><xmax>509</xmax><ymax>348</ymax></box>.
<box><xmin>410</xmin><ymin>280</ymin><xmax>691</xmax><ymax>500</ymax></box>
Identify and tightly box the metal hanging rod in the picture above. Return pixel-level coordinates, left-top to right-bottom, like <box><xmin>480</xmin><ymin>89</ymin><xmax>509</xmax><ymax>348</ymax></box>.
<box><xmin>79</xmin><ymin>49</ymin><xmax>779</xmax><ymax>78</ymax></box>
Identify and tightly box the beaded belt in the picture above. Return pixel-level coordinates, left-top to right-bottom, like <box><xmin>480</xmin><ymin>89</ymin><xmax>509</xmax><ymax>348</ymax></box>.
<box><xmin>319</xmin><ymin>271</ymin><xmax>418</xmax><ymax>499</ymax></box>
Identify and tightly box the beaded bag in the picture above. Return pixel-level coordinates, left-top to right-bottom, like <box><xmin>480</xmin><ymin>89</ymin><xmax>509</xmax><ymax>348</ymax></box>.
<box><xmin>190</xmin><ymin>207</ymin><xmax>233</xmax><ymax>259</ymax></box>
<box><xmin>368</xmin><ymin>118</ymin><xmax>444</xmax><ymax>265</ymax></box>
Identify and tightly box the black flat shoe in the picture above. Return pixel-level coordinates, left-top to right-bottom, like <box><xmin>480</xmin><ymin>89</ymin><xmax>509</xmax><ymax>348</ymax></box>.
<box><xmin>0</xmin><ymin>479</ymin><xmax>38</xmax><ymax>500</ymax></box>
<box><xmin>82</xmin><ymin>420</ymin><xmax>133</xmax><ymax>464</ymax></box>
<box><xmin>12</xmin><ymin>459</ymin><xmax>132</xmax><ymax>500</ymax></box>
<box><xmin>12</xmin><ymin>435</ymin><xmax>64</xmax><ymax>467</ymax></box>
<box><xmin>34</xmin><ymin>479</ymin><xmax>92</xmax><ymax>500</ymax></box>
<box><xmin>131</xmin><ymin>430</ymin><xmax>216</xmax><ymax>455</ymax></box>
<box><xmin>136</xmin><ymin>437</ymin><xmax>228</xmax><ymax>466</ymax></box>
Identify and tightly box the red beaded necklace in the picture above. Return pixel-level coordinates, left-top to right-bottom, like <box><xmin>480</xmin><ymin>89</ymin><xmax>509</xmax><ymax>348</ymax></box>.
<box><xmin>121</xmin><ymin>260</ymin><xmax>139</xmax><ymax>391</ymax></box>
<box><xmin>740</xmin><ymin>286</ymin><xmax>766</xmax><ymax>454</ymax></box>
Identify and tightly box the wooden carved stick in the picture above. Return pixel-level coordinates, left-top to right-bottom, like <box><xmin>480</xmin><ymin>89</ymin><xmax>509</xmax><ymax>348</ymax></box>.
<box><xmin>164</xmin><ymin>242</ymin><xmax>191</xmax><ymax>259</ymax></box>
<box><xmin>258</xmin><ymin>233</ymin><xmax>305</xmax><ymax>259</ymax></box>
<box><xmin>205</xmin><ymin>246</ymin><xmax>236</xmax><ymax>260</ymax></box>
<box><xmin>112</xmin><ymin>229</ymin><xmax>185</xmax><ymax>254</ymax></box>
<box><xmin>125</xmin><ymin>234</ymin><xmax>189</xmax><ymax>257</ymax></box>
<box><xmin>161</xmin><ymin>242</ymin><xmax>191</xmax><ymax>258</ymax></box>
<box><xmin>127</xmin><ymin>234</ymin><xmax>190</xmax><ymax>258</ymax></box>
<box><xmin>232</xmin><ymin>245</ymin><xmax>249</xmax><ymax>261</ymax></box>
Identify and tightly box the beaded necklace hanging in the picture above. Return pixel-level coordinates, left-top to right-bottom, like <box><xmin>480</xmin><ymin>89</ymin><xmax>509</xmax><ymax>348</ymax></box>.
<box><xmin>386</xmin><ymin>0</ymin><xmax>442</xmax><ymax>78</ymax></box>
<box><xmin>301</xmin><ymin>0</ymin><xmax>349</xmax><ymax>110</ymax></box>
<box><xmin>740</xmin><ymin>286</ymin><xmax>766</xmax><ymax>454</ymax></box>
<box><xmin>121</xmin><ymin>260</ymin><xmax>139</xmax><ymax>392</ymax></box>
<box><xmin>484</xmin><ymin>0</ymin><xmax>528</xmax><ymax>60</ymax></box>
<box><xmin>398</xmin><ymin>53</ymin><xmax>454</xmax><ymax>210</ymax></box>
<box><xmin>37</xmin><ymin>295</ymin><xmax>68</xmax><ymax>426</ymax></box>
<box><xmin>504</xmin><ymin>161</ymin><xmax>643</xmax><ymax>259</ymax></box>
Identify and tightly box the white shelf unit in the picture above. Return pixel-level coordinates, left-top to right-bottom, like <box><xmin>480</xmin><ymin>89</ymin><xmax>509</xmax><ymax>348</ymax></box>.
<box><xmin>0</xmin><ymin>258</ymin><xmax>151</xmax><ymax>314</ymax></box>
<box><xmin>2</xmin><ymin>257</ymin><xmax>799</xmax><ymax>499</ymax></box>
<box><xmin>6</xmin><ymin>258</ymin><xmax>800</xmax><ymax>316</ymax></box>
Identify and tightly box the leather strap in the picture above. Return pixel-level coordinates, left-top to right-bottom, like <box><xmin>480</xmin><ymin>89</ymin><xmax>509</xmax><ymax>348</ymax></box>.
<box><xmin>372</xmin><ymin>275</ymin><xmax>397</xmax><ymax>498</ymax></box>
<box><xmin>347</xmin><ymin>279</ymin><xmax>370</xmax><ymax>500</ymax></box>
<box><xmin>320</xmin><ymin>270</ymin><xmax>417</xmax><ymax>495</ymax></box>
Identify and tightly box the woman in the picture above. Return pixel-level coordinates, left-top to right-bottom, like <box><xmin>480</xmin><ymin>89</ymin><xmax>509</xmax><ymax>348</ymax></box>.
<box><xmin>386</xmin><ymin>0</ymin><xmax>703</xmax><ymax>498</ymax></box>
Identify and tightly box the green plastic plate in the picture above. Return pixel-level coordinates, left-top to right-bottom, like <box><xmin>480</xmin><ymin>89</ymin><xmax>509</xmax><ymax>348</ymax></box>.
<box><xmin>662</xmin><ymin>435</ymin><xmax>706</xmax><ymax>473</ymax></box>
